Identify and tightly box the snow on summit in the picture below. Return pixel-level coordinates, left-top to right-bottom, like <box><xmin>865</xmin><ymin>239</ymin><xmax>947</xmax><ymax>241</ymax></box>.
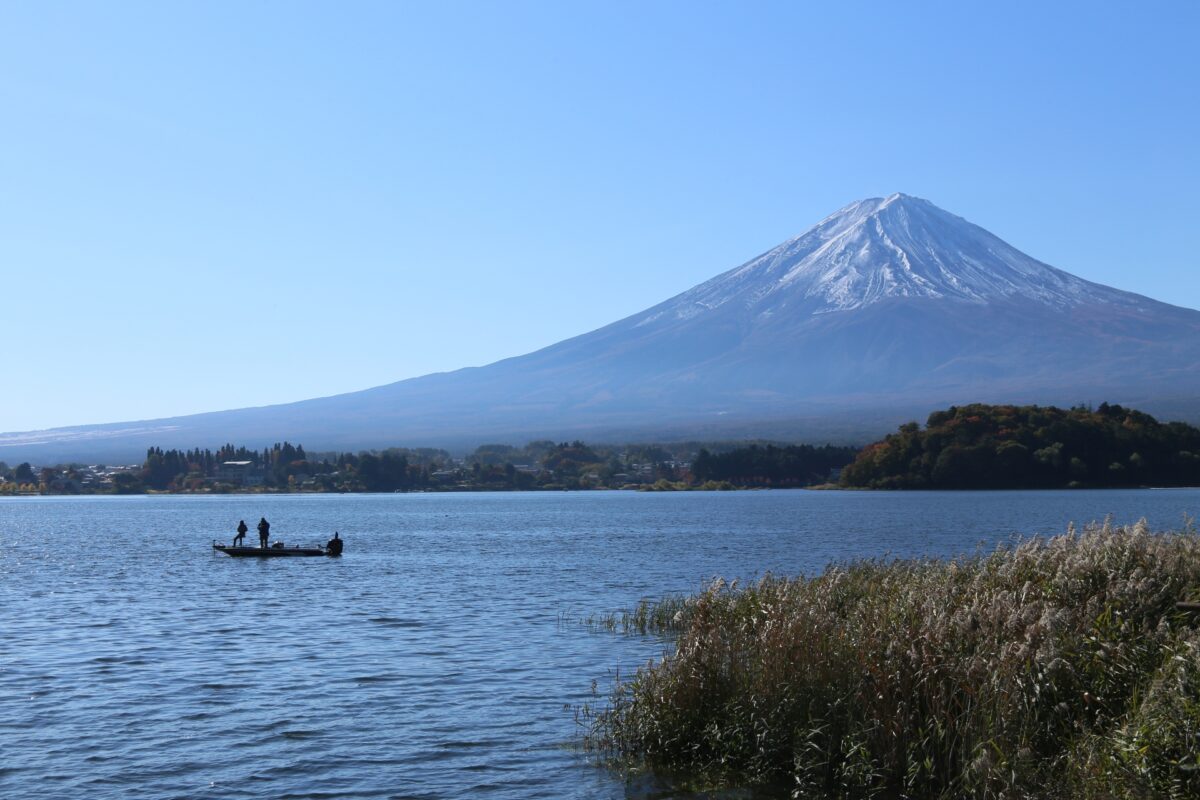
<box><xmin>637</xmin><ymin>193</ymin><xmax>1124</xmax><ymax>326</ymax></box>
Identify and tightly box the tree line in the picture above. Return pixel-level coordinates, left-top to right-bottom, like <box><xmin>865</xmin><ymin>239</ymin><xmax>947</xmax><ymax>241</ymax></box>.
<box><xmin>131</xmin><ymin>443</ymin><xmax>442</xmax><ymax>492</ymax></box>
<box><xmin>692</xmin><ymin>444</ymin><xmax>858</xmax><ymax>487</ymax></box>
<box><xmin>6</xmin><ymin>436</ymin><xmax>866</xmax><ymax>494</ymax></box>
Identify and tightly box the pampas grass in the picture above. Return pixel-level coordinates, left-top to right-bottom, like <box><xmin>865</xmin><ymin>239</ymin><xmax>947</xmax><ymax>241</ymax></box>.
<box><xmin>582</xmin><ymin>521</ymin><xmax>1200</xmax><ymax>799</ymax></box>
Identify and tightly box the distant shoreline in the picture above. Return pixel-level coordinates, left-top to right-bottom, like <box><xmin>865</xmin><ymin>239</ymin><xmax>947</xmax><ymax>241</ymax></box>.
<box><xmin>5</xmin><ymin>483</ymin><xmax>1199</xmax><ymax>499</ymax></box>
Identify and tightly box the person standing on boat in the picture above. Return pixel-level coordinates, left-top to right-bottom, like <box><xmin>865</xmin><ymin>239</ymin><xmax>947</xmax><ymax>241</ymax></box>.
<box><xmin>326</xmin><ymin>531</ymin><xmax>343</xmax><ymax>556</ymax></box>
<box><xmin>257</xmin><ymin>517</ymin><xmax>270</xmax><ymax>549</ymax></box>
<box><xmin>233</xmin><ymin>519</ymin><xmax>248</xmax><ymax>547</ymax></box>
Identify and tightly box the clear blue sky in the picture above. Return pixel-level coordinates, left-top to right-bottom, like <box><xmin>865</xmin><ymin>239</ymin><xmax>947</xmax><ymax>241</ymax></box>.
<box><xmin>1</xmin><ymin>1</ymin><xmax>1197</xmax><ymax>433</ymax></box>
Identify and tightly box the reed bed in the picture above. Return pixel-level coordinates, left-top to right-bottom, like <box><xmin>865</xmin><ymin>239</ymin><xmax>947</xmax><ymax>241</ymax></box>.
<box><xmin>582</xmin><ymin>521</ymin><xmax>1200</xmax><ymax>799</ymax></box>
<box><xmin>578</xmin><ymin>595</ymin><xmax>694</xmax><ymax>635</ymax></box>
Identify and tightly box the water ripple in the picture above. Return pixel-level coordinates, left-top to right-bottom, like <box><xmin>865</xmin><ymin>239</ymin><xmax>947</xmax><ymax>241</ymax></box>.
<box><xmin>4</xmin><ymin>490</ymin><xmax>1198</xmax><ymax>799</ymax></box>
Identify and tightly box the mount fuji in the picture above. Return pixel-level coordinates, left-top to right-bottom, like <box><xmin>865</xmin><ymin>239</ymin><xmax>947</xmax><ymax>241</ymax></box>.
<box><xmin>5</xmin><ymin>193</ymin><xmax>1200</xmax><ymax>462</ymax></box>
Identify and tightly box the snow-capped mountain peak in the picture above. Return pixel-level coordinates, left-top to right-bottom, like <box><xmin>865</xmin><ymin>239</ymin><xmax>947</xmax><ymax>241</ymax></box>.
<box><xmin>638</xmin><ymin>194</ymin><xmax>1119</xmax><ymax>327</ymax></box>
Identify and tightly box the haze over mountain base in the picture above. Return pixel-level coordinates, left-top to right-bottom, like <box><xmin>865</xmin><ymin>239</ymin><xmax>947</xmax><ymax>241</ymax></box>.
<box><xmin>6</xmin><ymin>194</ymin><xmax>1199</xmax><ymax>463</ymax></box>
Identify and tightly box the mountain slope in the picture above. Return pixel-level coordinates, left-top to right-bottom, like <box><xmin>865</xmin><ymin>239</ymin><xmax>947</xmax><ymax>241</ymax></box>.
<box><xmin>5</xmin><ymin>193</ymin><xmax>1200</xmax><ymax>462</ymax></box>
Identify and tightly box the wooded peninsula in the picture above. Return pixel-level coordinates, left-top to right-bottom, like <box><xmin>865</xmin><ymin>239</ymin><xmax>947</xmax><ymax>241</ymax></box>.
<box><xmin>839</xmin><ymin>402</ymin><xmax>1200</xmax><ymax>489</ymax></box>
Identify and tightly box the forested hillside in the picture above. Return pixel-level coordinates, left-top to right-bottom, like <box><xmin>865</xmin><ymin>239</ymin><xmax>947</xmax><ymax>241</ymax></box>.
<box><xmin>840</xmin><ymin>403</ymin><xmax>1200</xmax><ymax>489</ymax></box>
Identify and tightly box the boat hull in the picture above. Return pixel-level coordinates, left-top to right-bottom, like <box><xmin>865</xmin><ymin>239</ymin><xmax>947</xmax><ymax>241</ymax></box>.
<box><xmin>213</xmin><ymin>544</ymin><xmax>330</xmax><ymax>558</ymax></box>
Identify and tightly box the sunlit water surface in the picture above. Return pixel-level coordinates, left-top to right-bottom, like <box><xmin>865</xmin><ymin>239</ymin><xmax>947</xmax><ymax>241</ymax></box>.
<box><xmin>4</xmin><ymin>489</ymin><xmax>1199</xmax><ymax>799</ymax></box>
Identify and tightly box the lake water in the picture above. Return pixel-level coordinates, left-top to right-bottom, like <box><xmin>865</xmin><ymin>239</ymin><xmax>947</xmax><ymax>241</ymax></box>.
<box><xmin>4</xmin><ymin>489</ymin><xmax>1199</xmax><ymax>799</ymax></box>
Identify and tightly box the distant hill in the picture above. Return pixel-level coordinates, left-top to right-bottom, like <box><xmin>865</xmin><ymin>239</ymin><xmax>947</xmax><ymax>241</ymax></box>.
<box><xmin>4</xmin><ymin>193</ymin><xmax>1200</xmax><ymax>463</ymax></box>
<box><xmin>840</xmin><ymin>402</ymin><xmax>1200</xmax><ymax>489</ymax></box>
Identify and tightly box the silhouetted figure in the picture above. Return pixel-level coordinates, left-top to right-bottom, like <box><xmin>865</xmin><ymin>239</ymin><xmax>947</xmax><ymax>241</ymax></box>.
<box><xmin>326</xmin><ymin>531</ymin><xmax>343</xmax><ymax>556</ymax></box>
<box><xmin>233</xmin><ymin>519</ymin><xmax>248</xmax><ymax>547</ymax></box>
<box><xmin>257</xmin><ymin>517</ymin><xmax>270</xmax><ymax>548</ymax></box>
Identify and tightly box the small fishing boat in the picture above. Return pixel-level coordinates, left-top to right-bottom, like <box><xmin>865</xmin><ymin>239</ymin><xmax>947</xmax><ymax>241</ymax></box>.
<box><xmin>213</xmin><ymin>542</ymin><xmax>335</xmax><ymax>558</ymax></box>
